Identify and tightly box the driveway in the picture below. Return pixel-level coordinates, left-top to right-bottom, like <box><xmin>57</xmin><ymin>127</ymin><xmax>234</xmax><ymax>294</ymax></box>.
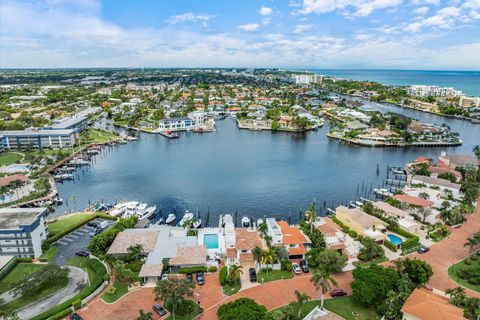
<box><xmin>16</xmin><ymin>266</ymin><xmax>87</xmax><ymax>320</ymax></box>
<box><xmin>53</xmin><ymin>218</ymin><xmax>113</xmax><ymax>265</ymax></box>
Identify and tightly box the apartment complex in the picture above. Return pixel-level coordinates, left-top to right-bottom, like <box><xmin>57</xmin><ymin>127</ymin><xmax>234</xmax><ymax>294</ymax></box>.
<box><xmin>407</xmin><ymin>85</ymin><xmax>463</xmax><ymax>98</ymax></box>
<box><xmin>0</xmin><ymin>129</ymin><xmax>79</xmax><ymax>150</ymax></box>
<box><xmin>0</xmin><ymin>208</ymin><xmax>49</xmax><ymax>259</ymax></box>
<box><xmin>293</xmin><ymin>74</ymin><xmax>322</xmax><ymax>85</ymax></box>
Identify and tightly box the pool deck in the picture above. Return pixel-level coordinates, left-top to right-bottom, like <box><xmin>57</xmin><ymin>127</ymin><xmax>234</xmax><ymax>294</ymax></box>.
<box><xmin>198</xmin><ymin>228</ymin><xmax>225</xmax><ymax>256</ymax></box>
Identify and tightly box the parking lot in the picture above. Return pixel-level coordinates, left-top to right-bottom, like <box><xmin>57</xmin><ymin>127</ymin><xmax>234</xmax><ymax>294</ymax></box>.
<box><xmin>53</xmin><ymin>218</ymin><xmax>113</xmax><ymax>265</ymax></box>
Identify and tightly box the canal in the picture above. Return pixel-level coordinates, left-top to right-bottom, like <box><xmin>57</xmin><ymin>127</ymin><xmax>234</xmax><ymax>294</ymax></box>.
<box><xmin>54</xmin><ymin>103</ymin><xmax>480</xmax><ymax>225</ymax></box>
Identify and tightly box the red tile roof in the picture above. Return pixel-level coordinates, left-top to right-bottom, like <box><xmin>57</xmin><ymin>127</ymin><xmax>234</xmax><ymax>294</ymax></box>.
<box><xmin>0</xmin><ymin>174</ymin><xmax>29</xmax><ymax>187</ymax></box>
<box><xmin>393</xmin><ymin>194</ymin><xmax>434</xmax><ymax>208</ymax></box>
<box><xmin>277</xmin><ymin>221</ymin><xmax>309</xmax><ymax>245</ymax></box>
<box><xmin>401</xmin><ymin>288</ymin><xmax>465</xmax><ymax>320</ymax></box>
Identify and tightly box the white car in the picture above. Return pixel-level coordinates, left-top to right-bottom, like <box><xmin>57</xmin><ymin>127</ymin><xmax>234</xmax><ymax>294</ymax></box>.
<box><xmin>160</xmin><ymin>274</ymin><xmax>169</xmax><ymax>281</ymax></box>
<box><xmin>292</xmin><ymin>263</ymin><xmax>301</xmax><ymax>274</ymax></box>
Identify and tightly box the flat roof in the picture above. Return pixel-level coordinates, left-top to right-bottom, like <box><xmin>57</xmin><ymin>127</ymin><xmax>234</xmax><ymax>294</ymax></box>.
<box><xmin>0</xmin><ymin>208</ymin><xmax>47</xmax><ymax>230</ymax></box>
<box><xmin>50</xmin><ymin>116</ymin><xmax>87</xmax><ymax>129</ymax></box>
<box><xmin>1</xmin><ymin>129</ymin><xmax>75</xmax><ymax>137</ymax></box>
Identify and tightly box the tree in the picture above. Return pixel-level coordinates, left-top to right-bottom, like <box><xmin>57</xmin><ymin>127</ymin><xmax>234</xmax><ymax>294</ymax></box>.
<box><xmin>464</xmin><ymin>235</ymin><xmax>480</xmax><ymax>254</ymax></box>
<box><xmin>310</xmin><ymin>270</ymin><xmax>337</xmax><ymax>310</ymax></box>
<box><xmin>155</xmin><ymin>278</ymin><xmax>195</xmax><ymax>320</ymax></box>
<box><xmin>217</xmin><ymin>298</ymin><xmax>271</xmax><ymax>320</ymax></box>
<box><xmin>358</xmin><ymin>237</ymin><xmax>385</xmax><ymax>262</ymax></box>
<box><xmin>136</xmin><ymin>309</ymin><xmax>153</xmax><ymax>320</ymax></box>
<box><xmin>252</xmin><ymin>246</ymin><xmax>263</xmax><ymax>266</ymax></box>
<box><xmin>258</xmin><ymin>222</ymin><xmax>268</xmax><ymax>237</ymax></box>
<box><xmin>293</xmin><ymin>290</ymin><xmax>310</xmax><ymax>319</ymax></box>
<box><xmin>305</xmin><ymin>201</ymin><xmax>318</xmax><ymax>233</ymax></box>
<box><xmin>311</xmin><ymin>249</ymin><xmax>347</xmax><ymax>274</ymax></box>
<box><xmin>13</xmin><ymin>264</ymin><xmax>69</xmax><ymax>297</ymax></box>
<box><xmin>351</xmin><ymin>265</ymin><xmax>399</xmax><ymax>306</ymax></box>
<box><xmin>418</xmin><ymin>192</ymin><xmax>430</xmax><ymax>200</ymax></box>
<box><xmin>261</xmin><ymin>249</ymin><xmax>277</xmax><ymax>273</ymax></box>
<box><xmin>395</xmin><ymin>258</ymin><xmax>433</xmax><ymax>287</ymax></box>
<box><xmin>438</xmin><ymin>172</ymin><xmax>458</xmax><ymax>183</ymax></box>
<box><xmin>228</xmin><ymin>264</ymin><xmax>243</xmax><ymax>285</ymax></box>
<box><xmin>113</xmin><ymin>260</ymin><xmax>137</xmax><ymax>287</ymax></box>
<box><xmin>127</xmin><ymin>244</ymin><xmax>144</xmax><ymax>262</ymax></box>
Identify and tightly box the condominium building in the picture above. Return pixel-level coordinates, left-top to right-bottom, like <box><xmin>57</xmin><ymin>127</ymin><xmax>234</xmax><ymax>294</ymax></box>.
<box><xmin>293</xmin><ymin>74</ymin><xmax>322</xmax><ymax>85</ymax></box>
<box><xmin>459</xmin><ymin>96</ymin><xmax>480</xmax><ymax>108</ymax></box>
<box><xmin>158</xmin><ymin>117</ymin><xmax>195</xmax><ymax>131</ymax></box>
<box><xmin>0</xmin><ymin>208</ymin><xmax>49</xmax><ymax>259</ymax></box>
<box><xmin>1</xmin><ymin>129</ymin><xmax>79</xmax><ymax>150</ymax></box>
<box><xmin>407</xmin><ymin>85</ymin><xmax>463</xmax><ymax>98</ymax></box>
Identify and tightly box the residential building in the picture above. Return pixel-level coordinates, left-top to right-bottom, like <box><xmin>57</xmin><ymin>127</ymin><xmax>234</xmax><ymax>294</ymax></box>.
<box><xmin>411</xmin><ymin>175</ymin><xmax>462</xmax><ymax>199</ymax></box>
<box><xmin>1</xmin><ymin>129</ymin><xmax>79</xmax><ymax>150</ymax></box>
<box><xmin>407</xmin><ymin>85</ymin><xmax>463</xmax><ymax>98</ymax></box>
<box><xmin>439</xmin><ymin>152</ymin><xmax>479</xmax><ymax>169</ymax></box>
<box><xmin>401</xmin><ymin>288</ymin><xmax>465</xmax><ymax>320</ymax></box>
<box><xmin>277</xmin><ymin>221</ymin><xmax>311</xmax><ymax>259</ymax></box>
<box><xmin>335</xmin><ymin>206</ymin><xmax>387</xmax><ymax>242</ymax></box>
<box><xmin>158</xmin><ymin>117</ymin><xmax>195</xmax><ymax>131</ymax></box>
<box><xmin>265</xmin><ymin>218</ymin><xmax>283</xmax><ymax>245</ymax></box>
<box><xmin>459</xmin><ymin>96</ymin><xmax>480</xmax><ymax>108</ymax></box>
<box><xmin>226</xmin><ymin>228</ymin><xmax>264</xmax><ymax>266</ymax></box>
<box><xmin>292</xmin><ymin>74</ymin><xmax>322</xmax><ymax>85</ymax></box>
<box><xmin>373</xmin><ymin>202</ymin><xmax>418</xmax><ymax>233</ymax></box>
<box><xmin>0</xmin><ymin>207</ymin><xmax>49</xmax><ymax>259</ymax></box>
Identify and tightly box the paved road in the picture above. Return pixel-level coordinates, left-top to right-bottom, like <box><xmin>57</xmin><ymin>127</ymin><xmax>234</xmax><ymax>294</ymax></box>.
<box><xmin>16</xmin><ymin>266</ymin><xmax>87</xmax><ymax>320</ymax></box>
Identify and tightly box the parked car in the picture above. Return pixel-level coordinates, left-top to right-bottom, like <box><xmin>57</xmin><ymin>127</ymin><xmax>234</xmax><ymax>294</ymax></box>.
<box><xmin>186</xmin><ymin>273</ymin><xmax>193</xmax><ymax>282</ymax></box>
<box><xmin>70</xmin><ymin>313</ymin><xmax>83</xmax><ymax>320</ymax></box>
<box><xmin>75</xmin><ymin>250</ymin><xmax>90</xmax><ymax>257</ymax></box>
<box><xmin>330</xmin><ymin>288</ymin><xmax>347</xmax><ymax>297</ymax></box>
<box><xmin>152</xmin><ymin>304</ymin><xmax>167</xmax><ymax>316</ymax></box>
<box><xmin>292</xmin><ymin>263</ymin><xmax>301</xmax><ymax>274</ymax></box>
<box><xmin>196</xmin><ymin>271</ymin><xmax>205</xmax><ymax>285</ymax></box>
<box><xmin>89</xmin><ymin>228</ymin><xmax>102</xmax><ymax>237</ymax></box>
<box><xmin>417</xmin><ymin>245</ymin><xmax>430</xmax><ymax>254</ymax></box>
<box><xmin>160</xmin><ymin>274</ymin><xmax>169</xmax><ymax>281</ymax></box>
<box><xmin>87</xmin><ymin>221</ymin><xmax>99</xmax><ymax>228</ymax></box>
<box><xmin>300</xmin><ymin>260</ymin><xmax>309</xmax><ymax>273</ymax></box>
<box><xmin>249</xmin><ymin>268</ymin><xmax>257</xmax><ymax>282</ymax></box>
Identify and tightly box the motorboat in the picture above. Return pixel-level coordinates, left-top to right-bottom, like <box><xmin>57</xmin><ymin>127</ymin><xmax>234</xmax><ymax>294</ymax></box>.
<box><xmin>192</xmin><ymin>218</ymin><xmax>202</xmax><ymax>228</ymax></box>
<box><xmin>326</xmin><ymin>208</ymin><xmax>335</xmax><ymax>218</ymax></box>
<box><xmin>348</xmin><ymin>201</ymin><xmax>358</xmax><ymax>208</ymax></box>
<box><xmin>166</xmin><ymin>213</ymin><xmax>176</xmax><ymax>224</ymax></box>
<box><xmin>374</xmin><ymin>188</ymin><xmax>393</xmax><ymax>197</ymax></box>
<box><xmin>54</xmin><ymin>173</ymin><xmax>73</xmax><ymax>181</ymax></box>
<box><xmin>241</xmin><ymin>216</ymin><xmax>251</xmax><ymax>228</ymax></box>
<box><xmin>355</xmin><ymin>201</ymin><xmax>363</xmax><ymax>207</ymax></box>
<box><xmin>178</xmin><ymin>210</ymin><xmax>194</xmax><ymax>227</ymax></box>
<box><xmin>138</xmin><ymin>206</ymin><xmax>156</xmax><ymax>220</ymax></box>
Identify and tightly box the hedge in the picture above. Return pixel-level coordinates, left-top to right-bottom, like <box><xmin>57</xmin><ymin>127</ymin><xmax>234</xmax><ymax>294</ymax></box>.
<box><xmin>401</xmin><ymin>236</ymin><xmax>420</xmax><ymax>251</ymax></box>
<box><xmin>332</xmin><ymin>216</ymin><xmax>358</xmax><ymax>239</ymax></box>
<box><xmin>16</xmin><ymin>257</ymin><xmax>33</xmax><ymax>263</ymax></box>
<box><xmin>219</xmin><ymin>266</ymin><xmax>227</xmax><ymax>286</ymax></box>
<box><xmin>208</xmin><ymin>266</ymin><xmax>217</xmax><ymax>272</ymax></box>
<box><xmin>384</xmin><ymin>240</ymin><xmax>398</xmax><ymax>252</ymax></box>
<box><xmin>72</xmin><ymin>298</ymin><xmax>82</xmax><ymax>310</ymax></box>
<box><xmin>0</xmin><ymin>257</ymin><xmax>18</xmax><ymax>280</ymax></box>
<box><xmin>179</xmin><ymin>266</ymin><xmax>208</xmax><ymax>274</ymax></box>
<box><xmin>48</xmin><ymin>307</ymin><xmax>73</xmax><ymax>320</ymax></box>
<box><xmin>45</xmin><ymin>213</ymin><xmax>116</xmax><ymax>246</ymax></box>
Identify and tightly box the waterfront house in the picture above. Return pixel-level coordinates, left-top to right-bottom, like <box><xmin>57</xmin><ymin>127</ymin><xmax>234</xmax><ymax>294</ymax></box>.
<box><xmin>429</xmin><ymin>161</ymin><xmax>462</xmax><ymax>182</ymax></box>
<box><xmin>345</xmin><ymin>120</ymin><xmax>369</xmax><ymax>131</ymax></box>
<box><xmin>373</xmin><ymin>202</ymin><xmax>418</xmax><ymax>233</ymax></box>
<box><xmin>1</xmin><ymin>129</ymin><xmax>79</xmax><ymax>150</ymax></box>
<box><xmin>401</xmin><ymin>288</ymin><xmax>465</xmax><ymax>320</ymax></box>
<box><xmin>392</xmin><ymin>194</ymin><xmax>439</xmax><ymax>224</ymax></box>
<box><xmin>411</xmin><ymin>175</ymin><xmax>462</xmax><ymax>199</ymax></box>
<box><xmin>265</xmin><ymin>218</ymin><xmax>283</xmax><ymax>245</ymax></box>
<box><xmin>277</xmin><ymin>221</ymin><xmax>311</xmax><ymax>260</ymax></box>
<box><xmin>158</xmin><ymin>117</ymin><xmax>195</xmax><ymax>131</ymax></box>
<box><xmin>0</xmin><ymin>207</ymin><xmax>48</xmax><ymax>259</ymax></box>
<box><xmin>439</xmin><ymin>152</ymin><xmax>479</xmax><ymax>169</ymax></box>
<box><xmin>335</xmin><ymin>206</ymin><xmax>387</xmax><ymax>242</ymax></box>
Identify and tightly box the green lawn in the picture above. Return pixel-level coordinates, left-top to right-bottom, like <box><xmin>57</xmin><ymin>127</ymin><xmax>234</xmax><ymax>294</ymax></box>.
<box><xmin>47</xmin><ymin>213</ymin><xmax>93</xmax><ymax>238</ymax></box>
<box><xmin>0</xmin><ymin>266</ymin><xmax>69</xmax><ymax>314</ymax></box>
<box><xmin>448</xmin><ymin>257</ymin><xmax>480</xmax><ymax>293</ymax></box>
<box><xmin>222</xmin><ymin>281</ymin><xmax>241</xmax><ymax>296</ymax></box>
<box><xmin>101</xmin><ymin>279</ymin><xmax>129</xmax><ymax>303</ymax></box>
<box><xmin>165</xmin><ymin>300</ymin><xmax>202</xmax><ymax>320</ymax></box>
<box><xmin>269</xmin><ymin>296</ymin><xmax>379</xmax><ymax>320</ymax></box>
<box><xmin>0</xmin><ymin>152</ymin><xmax>23</xmax><ymax>166</ymax></box>
<box><xmin>0</xmin><ymin>263</ymin><xmax>45</xmax><ymax>294</ymax></box>
<box><xmin>257</xmin><ymin>270</ymin><xmax>293</xmax><ymax>283</ymax></box>
<box><xmin>353</xmin><ymin>256</ymin><xmax>388</xmax><ymax>268</ymax></box>
<box><xmin>39</xmin><ymin>246</ymin><xmax>59</xmax><ymax>262</ymax></box>
<box><xmin>80</xmin><ymin>129</ymin><xmax>118</xmax><ymax>145</ymax></box>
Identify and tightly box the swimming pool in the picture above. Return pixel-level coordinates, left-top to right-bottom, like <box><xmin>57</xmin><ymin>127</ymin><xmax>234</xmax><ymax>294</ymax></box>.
<box><xmin>203</xmin><ymin>234</ymin><xmax>219</xmax><ymax>249</ymax></box>
<box><xmin>387</xmin><ymin>234</ymin><xmax>403</xmax><ymax>246</ymax></box>
<box><xmin>4</xmin><ymin>164</ymin><xmax>30</xmax><ymax>173</ymax></box>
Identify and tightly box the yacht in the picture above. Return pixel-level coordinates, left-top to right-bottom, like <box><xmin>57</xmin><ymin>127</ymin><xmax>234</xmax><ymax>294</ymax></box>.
<box><xmin>241</xmin><ymin>216</ymin><xmax>251</xmax><ymax>228</ymax></box>
<box><xmin>165</xmin><ymin>213</ymin><xmax>176</xmax><ymax>224</ymax></box>
<box><xmin>138</xmin><ymin>206</ymin><xmax>156</xmax><ymax>220</ymax></box>
<box><xmin>178</xmin><ymin>210</ymin><xmax>194</xmax><ymax>227</ymax></box>
<box><xmin>54</xmin><ymin>173</ymin><xmax>73</xmax><ymax>181</ymax></box>
<box><xmin>374</xmin><ymin>188</ymin><xmax>393</xmax><ymax>197</ymax></box>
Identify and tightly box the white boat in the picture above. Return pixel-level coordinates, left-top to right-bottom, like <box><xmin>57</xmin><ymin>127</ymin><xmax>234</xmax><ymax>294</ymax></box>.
<box><xmin>54</xmin><ymin>173</ymin><xmax>73</xmax><ymax>181</ymax></box>
<box><xmin>138</xmin><ymin>206</ymin><xmax>156</xmax><ymax>220</ymax></box>
<box><xmin>374</xmin><ymin>188</ymin><xmax>393</xmax><ymax>197</ymax></box>
<box><xmin>178</xmin><ymin>210</ymin><xmax>194</xmax><ymax>227</ymax></box>
<box><xmin>126</xmin><ymin>136</ymin><xmax>138</xmax><ymax>141</ymax></box>
<box><xmin>348</xmin><ymin>201</ymin><xmax>358</xmax><ymax>208</ymax></box>
<box><xmin>166</xmin><ymin>213</ymin><xmax>176</xmax><ymax>224</ymax></box>
<box><xmin>355</xmin><ymin>201</ymin><xmax>363</xmax><ymax>207</ymax></box>
<box><xmin>241</xmin><ymin>216</ymin><xmax>251</xmax><ymax>228</ymax></box>
<box><xmin>69</xmin><ymin>159</ymin><xmax>90</xmax><ymax>166</ymax></box>
<box><xmin>192</xmin><ymin>218</ymin><xmax>202</xmax><ymax>228</ymax></box>
<box><xmin>257</xmin><ymin>218</ymin><xmax>264</xmax><ymax>225</ymax></box>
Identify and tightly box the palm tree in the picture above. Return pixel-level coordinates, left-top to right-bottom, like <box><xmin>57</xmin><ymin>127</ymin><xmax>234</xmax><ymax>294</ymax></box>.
<box><xmin>305</xmin><ymin>201</ymin><xmax>318</xmax><ymax>233</ymax></box>
<box><xmin>136</xmin><ymin>309</ymin><xmax>153</xmax><ymax>320</ymax></box>
<box><xmin>252</xmin><ymin>246</ymin><xmax>262</xmax><ymax>268</ymax></box>
<box><xmin>464</xmin><ymin>237</ymin><xmax>479</xmax><ymax>254</ymax></box>
<box><xmin>261</xmin><ymin>249</ymin><xmax>277</xmax><ymax>274</ymax></box>
<box><xmin>264</xmin><ymin>235</ymin><xmax>272</xmax><ymax>247</ymax></box>
<box><xmin>418</xmin><ymin>192</ymin><xmax>430</xmax><ymax>200</ymax></box>
<box><xmin>155</xmin><ymin>278</ymin><xmax>195</xmax><ymax>320</ymax></box>
<box><xmin>293</xmin><ymin>290</ymin><xmax>310</xmax><ymax>319</ymax></box>
<box><xmin>310</xmin><ymin>270</ymin><xmax>337</xmax><ymax>310</ymax></box>
<box><xmin>258</xmin><ymin>222</ymin><xmax>268</xmax><ymax>237</ymax></box>
<box><xmin>228</xmin><ymin>264</ymin><xmax>243</xmax><ymax>284</ymax></box>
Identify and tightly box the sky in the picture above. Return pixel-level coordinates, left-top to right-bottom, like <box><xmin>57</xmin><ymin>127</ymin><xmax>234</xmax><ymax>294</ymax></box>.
<box><xmin>0</xmin><ymin>0</ymin><xmax>479</xmax><ymax>70</ymax></box>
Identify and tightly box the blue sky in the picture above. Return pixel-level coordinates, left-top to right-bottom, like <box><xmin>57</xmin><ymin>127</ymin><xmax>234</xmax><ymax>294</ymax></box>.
<box><xmin>0</xmin><ymin>0</ymin><xmax>479</xmax><ymax>69</ymax></box>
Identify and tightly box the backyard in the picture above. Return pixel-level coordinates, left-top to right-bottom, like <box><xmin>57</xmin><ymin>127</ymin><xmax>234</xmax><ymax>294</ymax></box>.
<box><xmin>257</xmin><ymin>270</ymin><xmax>293</xmax><ymax>283</ymax></box>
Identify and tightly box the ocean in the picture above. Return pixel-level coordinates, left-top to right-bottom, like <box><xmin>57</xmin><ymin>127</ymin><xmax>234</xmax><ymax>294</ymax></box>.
<box><xmin>305</xmin><ymin>69</ymin><xmax>480</xmax><ymax>96</ymax></box>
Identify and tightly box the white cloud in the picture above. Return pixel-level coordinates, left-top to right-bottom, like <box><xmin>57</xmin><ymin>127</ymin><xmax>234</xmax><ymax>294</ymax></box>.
<box><xmin>237</xmin><ymin>23</ymin><xmax>260</xmax><ymax>32</ymax></box>
<box><xmin>297</xmin><ymin>0</ymin><xmax>403</xmax><ymax>17</ymax></box>
<box><xmin>166</xmin><ymin>12</ymin><xmax>215</xmax><ymax>25</ymax></box>
<box><xmin>259</xmin><ymin>6</ymin><xmax>273</xmax><ymax>15</ymax></box>
<box><xmin>413</xmin><ymin>6</ymin><xmax>429</xmax><ymax>14</ymax></box>
<box><xmin>293</xmin><ymin>24</ymin><xmax>313</xmax><ymax>34</ymax></box>
<box><xmin>411</xmin><ymin>0</ymin><xmax>439</xmax><ymax>5</ymax></box>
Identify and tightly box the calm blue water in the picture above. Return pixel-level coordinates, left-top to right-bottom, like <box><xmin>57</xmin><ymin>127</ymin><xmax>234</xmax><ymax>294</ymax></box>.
<box><xmin>387</xmin><ymin>234</ymin><xmax>403</xmax><ymax>246</ymax></box>
<box><xmin>54</xmin><ymin>102</ymin><xmax>479</xmax><ymax>225</ymax></box>
<box><xmin>203</xmin><ymin>234</ymin><xmax>219</xmax><ymax>249</ymax></box>
<box><xmin>305</xmin><ymin>69</ymin><xmax>480</xmax><ymax>96</ymax></box>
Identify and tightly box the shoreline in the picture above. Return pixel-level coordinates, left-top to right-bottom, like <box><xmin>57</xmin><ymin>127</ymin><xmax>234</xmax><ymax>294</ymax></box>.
<box><xmin>327</xmin><ymin>133</ymin><xmax>463</xmax><ymax>148</ymax></box>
